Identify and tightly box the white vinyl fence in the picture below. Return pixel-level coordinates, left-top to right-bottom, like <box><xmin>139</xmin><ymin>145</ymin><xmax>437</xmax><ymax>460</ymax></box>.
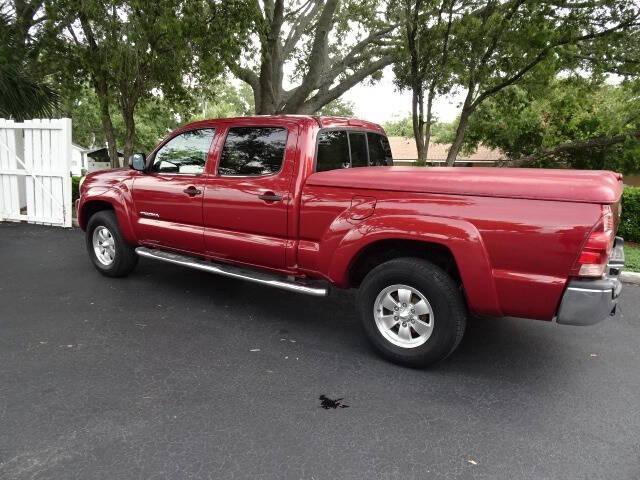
<box><xmin>0</xmin><ymin>118</ymin><xmax>73</xmax><ymax>227</ymax></box>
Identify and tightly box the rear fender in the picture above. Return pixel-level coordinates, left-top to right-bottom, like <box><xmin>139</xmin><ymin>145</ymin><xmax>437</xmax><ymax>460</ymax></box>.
<box><xmin>327</xmin><ymin>214</ymin><xmax>502</xmax><ymax>317</ymax></box>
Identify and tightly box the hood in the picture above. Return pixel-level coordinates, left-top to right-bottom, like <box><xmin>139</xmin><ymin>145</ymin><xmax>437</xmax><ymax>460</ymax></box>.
<box><xmin>305</xmin><ymin>167</ymin><xmax>624</xmax><ymax>204</ymax></box>
<box><xmin>82</xmin><ymin>168</ymin><xmax>136</xmax><ymax>190</ymax></box>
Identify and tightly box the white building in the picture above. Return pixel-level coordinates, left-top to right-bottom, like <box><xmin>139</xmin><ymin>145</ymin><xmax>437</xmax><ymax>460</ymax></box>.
<box><xmin>70</xmin><ymin>143</ymin><xmax>89</xmax><ymax>176</ymax></box>
<box><xmin>70</xmin><ymin>145</ymin><xmax>123</xmax><ymax>176</ymax></box>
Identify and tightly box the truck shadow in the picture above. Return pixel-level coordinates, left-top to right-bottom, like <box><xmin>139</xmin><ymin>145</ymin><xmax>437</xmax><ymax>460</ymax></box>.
<box><xmin>441</xmin><ymin>316</ymin><xmax>570</xmax><ymax>375</ymax></box>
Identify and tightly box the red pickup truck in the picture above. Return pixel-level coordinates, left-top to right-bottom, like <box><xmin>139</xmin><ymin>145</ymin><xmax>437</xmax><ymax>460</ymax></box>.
<box><xmin>77</xmin><ymin>115</ymin><xmax>625</xmax><ymax>366</ymax></box>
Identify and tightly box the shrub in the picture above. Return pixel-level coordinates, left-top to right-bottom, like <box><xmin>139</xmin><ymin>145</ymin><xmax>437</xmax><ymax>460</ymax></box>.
<box><xmin>619</xmin><ymin>186</ymin><xmax>640</xmax><ymax>243</ymax></box>
<box><xmin>71</xmin><ymin>176</ymin><xmax>81</xmax><ymax>203</ymax></box>
<box><xmin>625</xmin><ymin>244</ymin><xmax>640</xmax><ymax>272</ymax></box>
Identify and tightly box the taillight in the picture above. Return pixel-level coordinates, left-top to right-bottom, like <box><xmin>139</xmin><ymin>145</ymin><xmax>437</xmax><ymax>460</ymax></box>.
<box><xmin>573</xmin><ymin>206</ymin><xmax>615</xmax><ymax>278</ymax></box>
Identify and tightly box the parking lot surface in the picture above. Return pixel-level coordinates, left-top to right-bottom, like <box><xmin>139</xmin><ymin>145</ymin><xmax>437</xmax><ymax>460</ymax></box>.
<box><xmin>1</xmin><ymin>222</ymin><xmax>639</xmax><ymax>479</ymax></box>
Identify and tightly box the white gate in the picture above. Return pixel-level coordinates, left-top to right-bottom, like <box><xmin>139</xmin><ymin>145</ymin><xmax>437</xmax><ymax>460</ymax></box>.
<box><xmin>0</xmin><ymin>118</ymin><xmax>73</xmax><ymax>227</ymax></box>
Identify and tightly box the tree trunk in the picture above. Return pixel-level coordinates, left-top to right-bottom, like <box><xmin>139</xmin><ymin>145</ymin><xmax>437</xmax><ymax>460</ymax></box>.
<box><xmin>256</xmin><ymin>59</ymin><xmax>278</xmax><ymax>114</ymax></box>
<box><xmin>446</xmin><ymin>87</ymin><xmax>475</xmax><ymax>166</ymax></box>
<box><xmin>13</xmin><ymin>0</ymin><xmax>39</xmax><ymax>55</ymax></box>
<box><xmin>446</xmin><ymin>109</ymin><xmax>472</xmax><ymax>166</ymax></box>
<box><xmin>412</xmin><ymin>83</ymin><xmax>437</xmax><ymax>164</ymax></box>
<box><xmin>233</xmin><ymin>0</ymin><xmax>392</xmax><ymax>115</ymax></box>
<box><xmin>407</xmin><ymin>0</ymin><xmax>429</xmax><ymax>164</ymax></box>
<box><xmin>412</xmin><ymin>87</ymin><xmax>426</xmax><ymax>163</ymax></box>
<box><xmin>255</xmin><ymin>85</ymin><xmax>278</xmax><ymax>114</ymax></box>
<box><xmin>423</xmin><ymin>90</ymin><xmax>434</xmax><ymax>162</ymax></box>
<box><xmin>254</xmin><ymin>38</ymin><xmax>281</xmax><ymax>115</ymax></box>
<box><xmin>122</xmin><ymin>106</ymin><xmax>136</xmax><ymax>167</ymax></box>
<box><xmin>77</xmin><ymin>13</ymin><xmax>119</xmax><ymax>167</ymax></box>
<box><xmin>93</xmin><ymin>77</ymin><xmax>119</xmax><ymax>168</ymax></box>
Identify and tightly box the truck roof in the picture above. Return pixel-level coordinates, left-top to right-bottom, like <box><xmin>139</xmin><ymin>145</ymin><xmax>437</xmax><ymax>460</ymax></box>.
<box><xmin>178</xmin><ymin>115</ymin><xmax>385</xmax><ymax>134</ymax></box>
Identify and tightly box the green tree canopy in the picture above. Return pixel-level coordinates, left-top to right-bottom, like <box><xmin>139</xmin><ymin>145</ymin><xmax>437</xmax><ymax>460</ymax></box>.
<box><xmin>464</xmin><ymin>76</ymin><xmax>640</xmax><ymax>174</ymax></box>
<box><xmin>393</xmin><ymin>0</ymin><xmax>639</xmax><ymax>166</ymax></box>
<box><xmin>392</xmin><ymin>0</ymin><xmax>460</xmax><ymax>161</ymax></box>
<box><xmin>64</xmin><ymin>83</ymin><xmax>191</xmax><ymax>153</ymax></box>
<box><xmin>318</xmin><ymin>98</ymin><xmax>355</xmax><ymax>116</ymax></box>
<box><xmin>383</xmin><ymin>116</ymin><xmax>455</xmax><ymax>143</ymax></box>
<box><xmin>65</xmin><ymin>80</ymin><xmax>258</xmax><ymax>153</ymax></box>
<box><xmin>47</xmin><ymin>0</ymin><xmax>238</xmax><ymax>165</ymax></box>
<box><xmin>0</xmin><ymin>4</ymin><xmax>58</xmax><ymax>120</ymax></box>
<box><xmin>445</xmin><ymin>0</ymin><xmax>639</xmax><ymax>164</ymax></box>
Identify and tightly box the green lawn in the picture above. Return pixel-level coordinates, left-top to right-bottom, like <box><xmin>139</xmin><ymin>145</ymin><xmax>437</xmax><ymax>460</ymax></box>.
<box><xmin>625</xmin><ymin>242</ymin><xmax>640</xmax><ymax>273</ymax></box>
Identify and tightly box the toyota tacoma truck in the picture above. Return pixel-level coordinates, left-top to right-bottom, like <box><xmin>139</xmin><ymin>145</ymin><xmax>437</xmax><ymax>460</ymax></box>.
<box><xmin>77</xmin><ymin>115</ymin><xmax>625</xmax><ymax>367</ymax></box>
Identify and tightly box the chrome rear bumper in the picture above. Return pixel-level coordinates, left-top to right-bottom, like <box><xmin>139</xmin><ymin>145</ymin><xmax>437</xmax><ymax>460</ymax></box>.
<box><xmin>556</xmin><ymin>236</ymin><xmax>625</xmax><ymax>326</ymax></box>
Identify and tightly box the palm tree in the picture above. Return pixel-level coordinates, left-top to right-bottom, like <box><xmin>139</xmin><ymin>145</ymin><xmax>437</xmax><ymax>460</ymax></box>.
<box><xmin>0</xmin><ymin>11</ymin><xmax>58</xmax><ymax>120</ymax></box>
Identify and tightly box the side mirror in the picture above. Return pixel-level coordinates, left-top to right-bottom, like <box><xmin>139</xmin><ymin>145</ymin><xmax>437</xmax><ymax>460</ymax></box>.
<box><xmin>130</xmin><ymin>153</ymin><xmax>146</xmax><ymax>172</ymax></box>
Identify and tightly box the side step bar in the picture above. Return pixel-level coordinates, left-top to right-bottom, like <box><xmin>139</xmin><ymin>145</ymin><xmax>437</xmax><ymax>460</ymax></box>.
<box><xmin>135</xmin><ymin>247</ymin><xmax>329</xmax><ymax>297</ymax></box>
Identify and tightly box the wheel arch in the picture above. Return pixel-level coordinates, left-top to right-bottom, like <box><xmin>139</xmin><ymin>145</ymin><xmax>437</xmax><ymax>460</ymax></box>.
<box><xmin>348</xmin><ymin>239</ymin><xmax>461</xmax><ymax>288</ymax></box>
<box><xmin>78</xmin><ymin>189</ymin><xmax>137</xmax><ymax>245</ymax></box>
<box><xmin>328</xmin><ymin>214</ymin><xmax>502</xmax><ymax>317</ymax></box>
<box><xmin>80</xmin><ymin>200</ymin><xmax>114</xmax><ymax>229</ymax></box>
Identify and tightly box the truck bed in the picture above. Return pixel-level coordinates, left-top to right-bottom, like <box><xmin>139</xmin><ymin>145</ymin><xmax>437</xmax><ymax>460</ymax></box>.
<box><xmin>306</xmin><ymin>167</ymin><xmax>624</xmax><ymax>204</ymax></box>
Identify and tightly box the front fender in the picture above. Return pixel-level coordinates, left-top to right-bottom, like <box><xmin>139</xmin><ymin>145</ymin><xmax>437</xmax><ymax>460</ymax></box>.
<box><xmin>327</xmin><ymin>214</ymin><xmax>502</xmax><ymax>317</ymax></box>
<box><xmin>78</xmin><ymin>184</ymin><xmax>138</xmax><ymax>245</ymax></box>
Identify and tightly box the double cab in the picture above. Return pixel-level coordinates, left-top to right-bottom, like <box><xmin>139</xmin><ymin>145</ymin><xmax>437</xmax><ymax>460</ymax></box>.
<box><xmin>77</xmin><ymin>115</ymin><xmax>625</xmax><ymax>366</ymax></box>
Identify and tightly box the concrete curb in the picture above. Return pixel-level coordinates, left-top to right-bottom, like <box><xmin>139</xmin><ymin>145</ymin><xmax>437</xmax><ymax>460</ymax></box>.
<box><xmin>621</xmin><ymin>271</ymin><xmax>640</xmax><ymax>285</ymax></box>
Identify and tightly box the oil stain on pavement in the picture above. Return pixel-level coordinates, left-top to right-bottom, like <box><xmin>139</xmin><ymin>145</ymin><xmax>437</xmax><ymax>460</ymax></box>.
<box><xmin>319</xmin><ymin>395</ymin><xmax>349</xmax><ymax>409</ymax></box>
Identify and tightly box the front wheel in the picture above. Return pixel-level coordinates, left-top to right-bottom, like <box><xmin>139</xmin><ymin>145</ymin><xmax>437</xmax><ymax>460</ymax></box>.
<box><xmin>357</xmin><ymin>257</ymin><xmax>467</xmax><ymax>367</ymax></box>
<box><xmin>86</xmin><ymin>210</ymin><xmax>138</xmax><ymax>277</ymax></box>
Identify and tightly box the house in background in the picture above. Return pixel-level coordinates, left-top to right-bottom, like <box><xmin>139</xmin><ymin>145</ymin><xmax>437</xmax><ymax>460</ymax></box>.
<box><xmin>70</xmin><ymin>143</ymin><xmax>89</xmax><ymax>176</ymax></box>
<box><xmin>70</xmin><ymin>145</ymin><xmax>124</xmax><ymax>176</ymax></box>
<box><xmin>86</xmin><ymin>147</ymin><xmax>124</xmax><ymax>171</ymax></box>
<box><xmin>387</xmin><ymin>136</ymin><xmax>505</xmax><ymax>166</ymax></box>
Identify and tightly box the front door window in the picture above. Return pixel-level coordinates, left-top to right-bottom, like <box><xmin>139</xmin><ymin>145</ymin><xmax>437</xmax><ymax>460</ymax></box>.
<box><xmin>151</xmin><ymin>129</ymin><xmax>215</xmax><ymax>175</ymax></box>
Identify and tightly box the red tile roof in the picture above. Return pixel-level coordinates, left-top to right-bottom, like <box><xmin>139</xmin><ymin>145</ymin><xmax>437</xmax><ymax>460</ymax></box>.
<box><xmin>388</xmin><ymin>136</ymin><xmax>505</xmax><ymax>162</ymax></box>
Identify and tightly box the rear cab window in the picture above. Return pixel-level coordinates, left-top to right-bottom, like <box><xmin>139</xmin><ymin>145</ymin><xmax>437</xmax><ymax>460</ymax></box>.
<box><xmin>367</xmin><ymin>133</ymin><xmax>393</xmax><ymax>166</ymax></box>
<box><xmin>316</xmin><ymin>129</ymin><xmax>393</xmax><ymax>172</ymax></box>
<box><xmin>316</xmin><ymin>131</ymin><xmax>350</xmax><ymax>172</ymax></box>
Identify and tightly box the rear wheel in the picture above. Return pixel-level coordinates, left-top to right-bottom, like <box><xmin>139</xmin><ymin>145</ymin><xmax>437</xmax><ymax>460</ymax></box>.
<box><xmin>357</xmin><ymin>257</ymin><xmax>466</xmax><ymax>367</ymax></box>
<box><xmin>86</xmin><ymin>210</ymin><xmax>138</xmax><ymax>277</ymax></box>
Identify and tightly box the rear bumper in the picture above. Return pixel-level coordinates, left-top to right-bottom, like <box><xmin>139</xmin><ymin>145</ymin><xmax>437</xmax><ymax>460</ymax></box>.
<box><xmin>556</xmin><ymin>237</ymin><xmax>625</xmax><ymax>326</ymax></box>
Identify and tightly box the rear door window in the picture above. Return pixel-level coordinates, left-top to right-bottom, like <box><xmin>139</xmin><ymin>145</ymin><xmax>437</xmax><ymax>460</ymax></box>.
<box><xmin>218</xmin><ymin>127</ymin><xmax>288</xmax><ymax>176</ymax></box>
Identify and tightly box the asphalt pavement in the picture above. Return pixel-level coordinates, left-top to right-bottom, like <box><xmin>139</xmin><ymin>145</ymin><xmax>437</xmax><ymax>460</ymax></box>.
<box><xmin>1</xmin><ymin>222</ymin><xmax>639</xmax><ymax>480</ymax></box>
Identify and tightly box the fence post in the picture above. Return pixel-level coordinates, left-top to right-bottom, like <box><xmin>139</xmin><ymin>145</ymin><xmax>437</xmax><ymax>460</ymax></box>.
<box><xmin>61</xmin><ymin>118</ymin><xmax>73</xmax><ymax>227</ymax></box>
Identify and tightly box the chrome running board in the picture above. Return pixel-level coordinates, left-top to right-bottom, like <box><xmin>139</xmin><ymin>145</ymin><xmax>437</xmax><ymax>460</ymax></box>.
<box><xmin>135</xmin><ymin>247</ymin><xmax>329</xmax><ymax>297</ymax></box>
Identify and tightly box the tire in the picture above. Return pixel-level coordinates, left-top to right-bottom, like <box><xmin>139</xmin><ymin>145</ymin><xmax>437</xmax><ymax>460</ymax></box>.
<box><xmin>357</xmin><ymin>257</ymin><xmax>466</xmax><ymax>367</ymax></box>
<box><xmin>86</xmin><ymin>210</ymin><xmax>138</xmax><ymax>277</ymax></box>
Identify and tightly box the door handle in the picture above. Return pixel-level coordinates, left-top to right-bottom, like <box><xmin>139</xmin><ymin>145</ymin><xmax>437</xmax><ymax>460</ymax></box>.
<box><xmin>183</xmin><ymin>186</ymin><xmax>202</xmax><ymax>196</ymax></box>
<box><xmin>258</xmin><ymin>192</ymin><xmax>282</xmax><ymax>202</ymax></box>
